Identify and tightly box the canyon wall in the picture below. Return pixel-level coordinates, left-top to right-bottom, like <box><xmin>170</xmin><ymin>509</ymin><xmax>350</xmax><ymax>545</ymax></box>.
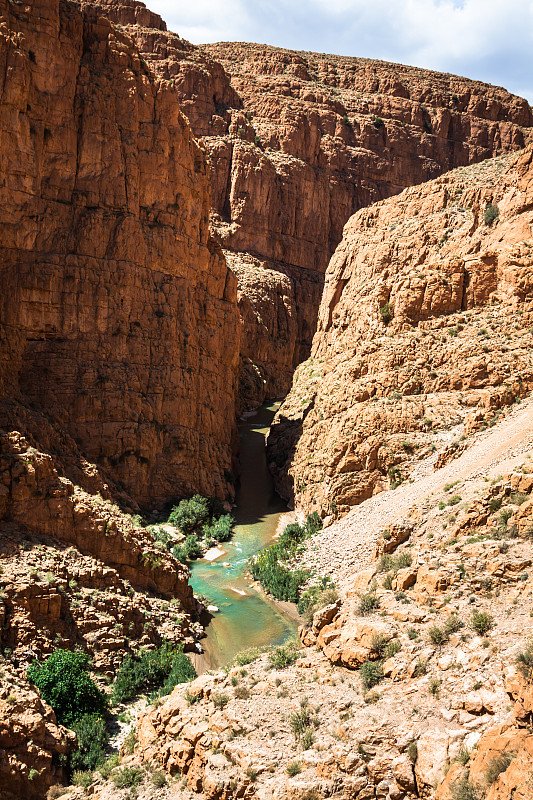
<box><xmin>269</xmin><ymin>146</ymin><xmax>533</xmax><ymax>516</ymax></box>
<box><xmin>75</xmin><ymin>3</ymin><xmax>533</xmax><ymax>407</ymax></box>
<box><xmin>0</xmin><ymin>0</ymin><xmax>240</xmax><ymax>508</ymax></box>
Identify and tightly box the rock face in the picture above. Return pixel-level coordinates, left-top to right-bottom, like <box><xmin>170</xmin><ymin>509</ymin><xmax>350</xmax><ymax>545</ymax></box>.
<box><xmin>0</xmin><ymin>667</ymin><xmax>75</xmax><ymax>800</ymax></box>
<box><xmin>79</xmin><ymin>2</ymin><xmax>533</xmax><ymax>408</ymax></box>
<box><xmin>269</xmin><ymin>146</ymin><xmax>533</xmax><ymax>515</ymax></box>
<box><xmin>0</xmin><ymin>0</ymin><xmax>240</xmax><ymax>508</ymax></box>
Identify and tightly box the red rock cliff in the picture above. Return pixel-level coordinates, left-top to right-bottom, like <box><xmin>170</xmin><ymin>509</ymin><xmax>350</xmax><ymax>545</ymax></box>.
<box><xmin>269</xmin><ymin>146</ymin><xmax>533</xmax><ymax>515</ymax></box>
<box><xmin>0</xmin><ymin>0</ymin><xmax>240</xmax><ymax>507</ymax></box>
<box><xmin>77</xmin><ymin>2</ymin><xmax>533</xmax><ymax>409</ymax></box>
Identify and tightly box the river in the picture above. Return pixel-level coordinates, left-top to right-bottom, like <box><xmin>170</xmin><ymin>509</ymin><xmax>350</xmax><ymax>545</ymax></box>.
<box><xmin>188</xmin><ymin>402</ymin><xmax>298</xmax><ymax>669</ymax></box>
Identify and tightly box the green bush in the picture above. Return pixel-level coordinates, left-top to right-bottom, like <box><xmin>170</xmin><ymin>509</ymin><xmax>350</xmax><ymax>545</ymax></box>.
<box><xmin>269</xmin><ymin>640</ymin><xmax>301</xmax><ymax>669</ymax></box>
<box><xmin>358</xmin><ymin>592</ymin><xmax>380</xmax><ymax>615</ymax></box>
<box><xmin>72</xmin><ymin>770</ymin><xmax>94</xmax><ymax>789</ymax></box>
<box><xmin>428</xmin><ymin>625</ymin><xmax>446</xmax><ymax>646</ymax></box>
<box><xmin>203</xmin><ymin>513</ymin><xmax>234</xmax><ymax>543</ymax></box>
<box><xmin>70</xmin><ymin>714</ymin><xmax>109</xmax><ymax>772</ymax></box>
<box><xmin>112</xmin><ymin>643</ymin><xmax>196</xmax><ymax>704</ymax></box>
<box><xmin>471</xmin><ymin>612</ymin><xmax>494</xmax><ymax>636</ymax></box>
<box><xmin>484</xmin><ymin>203</ymin><xmax>499</xmax><ymax>226</ymax></box>
<box><xmin>27</xmin><ymin>650</ymin><xmax>106</xmax><ymax>727</ymax></box>
<box><xmin>297</xmin><ymin>577</ymin><xmax>337</xmax><ymax>618</ymax></box>
<box><xmin>516</xmin><ymin>639</ymin><xmax>533</xmax><ymax>681</ymax></box>
<box><xmin>286</xmin><ymin>761</ymin><xmax>302</xmax><ymax>776</ymax></box>
<box><xmin>168</xmin><ymin>495</ymin><xmax>210</xmax><ymax>534</ymax></box>
<box><xmin>359</xmin><ymin>660</ymin><xmax>383</xmax><ymax>690</ymax></box>
<box><xmin>380</xmin><ymin>302</ymin><xmax>392</xmax><ymax>324</ymax></box>
<box><xmin>112</xmin><ymin>766</ymin><xmax>144</xmax><ymax>789</ymax></box>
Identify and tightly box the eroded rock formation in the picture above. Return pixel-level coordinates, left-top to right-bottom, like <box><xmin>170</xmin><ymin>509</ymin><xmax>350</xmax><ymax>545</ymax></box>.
<box><xmin>269</xmin><ymin>146</ymin><xmax>533</xmax><ymax>516</ymax></box>
<box><xmin>0</xmin><ymin>0</ymin><xmax>240</xmax><ymax>508</ymax></box>
<box><xmin>77</xmin><ymin>1</ymin><xmax>533</xmax><ymax>408</ymax></box>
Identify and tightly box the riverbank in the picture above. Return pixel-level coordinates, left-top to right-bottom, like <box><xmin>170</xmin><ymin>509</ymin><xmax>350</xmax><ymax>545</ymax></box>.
<box><xmin>187</xmin><ymin>402</ymin><xmax>298</xmax><ymax>669</ymax></box>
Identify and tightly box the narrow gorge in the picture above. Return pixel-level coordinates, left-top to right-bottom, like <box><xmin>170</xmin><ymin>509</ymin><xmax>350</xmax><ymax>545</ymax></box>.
<box><xmin>1</xmin><ymin>1</ymin><xmax>533</xmax><ymax>799</ymax></box>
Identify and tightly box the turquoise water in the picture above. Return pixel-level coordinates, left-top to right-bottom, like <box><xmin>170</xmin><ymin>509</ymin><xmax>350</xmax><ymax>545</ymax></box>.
<box><xmin>189</xmin><ymin>402</ymin><xmax>297</xmax><ymax>668</ymax></box>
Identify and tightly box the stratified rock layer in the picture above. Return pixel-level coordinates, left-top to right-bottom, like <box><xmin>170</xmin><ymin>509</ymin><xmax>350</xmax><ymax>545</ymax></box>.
<box><xmin>79</xmin><ymin>1</ymin><xmax>533</xmax><ymax>407</ymax></box>
<box><xmin>0</xmin><ymin>0</ymin><xmax>240</xmax><ymax>507</ymax></box>
<box><xmin>269</xmin><ymin>147</ymin><xmax>533</xmax><ymax>515</ymax></box>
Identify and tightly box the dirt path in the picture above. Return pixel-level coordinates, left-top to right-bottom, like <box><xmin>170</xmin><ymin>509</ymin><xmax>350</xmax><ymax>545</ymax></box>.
<box><xmin>301</xmin><ymin>396</ymin><xmax>533</xmax><ymax>583</ymax></box>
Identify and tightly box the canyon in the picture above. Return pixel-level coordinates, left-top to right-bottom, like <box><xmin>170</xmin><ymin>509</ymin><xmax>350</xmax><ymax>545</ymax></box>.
<box><xmin>0</xmin><ymin>0</ymin><xmax>532</xmax><ymax>798</ymax></box>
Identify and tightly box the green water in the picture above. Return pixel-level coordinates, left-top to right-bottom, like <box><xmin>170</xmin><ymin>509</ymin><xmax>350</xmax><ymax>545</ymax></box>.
<box><xmin>189</xmin><ymin>402</ymin><xmax>297</xmax><ymax>669</ymax></box>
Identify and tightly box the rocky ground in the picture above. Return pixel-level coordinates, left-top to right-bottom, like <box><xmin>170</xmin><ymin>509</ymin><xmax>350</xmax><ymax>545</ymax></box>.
<box><xmin>44</xmin><ymin>440</ymin><xmax>533</xmax><ymax>800</ymax></box>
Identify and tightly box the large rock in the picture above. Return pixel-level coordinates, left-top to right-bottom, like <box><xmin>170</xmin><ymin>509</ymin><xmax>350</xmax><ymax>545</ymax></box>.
<box><xmin>0</xmin><ymin>0</ymin><xmax>240</xmax><ymax>508</ymax></box>
<box><xmin>269</xmin><ymin>145</ymin><xmax>533</xmax><ymax>514</ymax></box>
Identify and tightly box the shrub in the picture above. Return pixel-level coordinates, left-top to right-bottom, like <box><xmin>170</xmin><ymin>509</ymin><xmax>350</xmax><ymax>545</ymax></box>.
<box><xmin>203</xmin><ymin>513</ymin><xmax>234</xmax><ymax>543</ymax></box>
<box><xmin>233</xmin><ymin>646</ymin><xmax>264</xmax><ymax>666</ymax></box>
<box><xmin>359</xmin><ymin>660</ymin><xmax>383</xmax><ymax>690</ymax></box>
<box><xmin>484</xmin><ymin>753</ymin><xmax>513</xmax><ymax>785</ymax></box>
<box><xmin>168</xmin><ymin>495</ymin><xmax>210</xmax><ymax>533</ymax></box>
<box><xmin>304</xmin><ymin>512</ymin><xmax>323</xmax><ymax>535</ymax></box>
<box><xmin>27</xmin><ymin>650</ymin><xmax>106</xmax><ymax>727</ymax></box>
<box><xmin>98</xmin><ymin>753</ymin><xmax>120</xmax><ymax>779</ymax></box>
<box><xmin>358</xmin><ymin>593</ymin><xmax>380</xmax><ymax>615</ymax></box>
<box><xmin>484</xmin><ymin>203</ymin><xmax>499</xmax><ymax>226</ymax></box>
<box><xmin>385</xmin><ymin>639</ymin><xmax>401</xmax><ymax>659</ymax></box>
<box><xmin>516</xmin><ymin>639</ymin><xmax>533</xmax><ymax>681</ymax></box>
<box><xmin>286</xmin><ymin>761</ymin><xmax>302</xmax><ymax>776</ymax></box>
<box><xmin>451</xmin><ymin>777</ymin><xmax>481</xmax><ymax>800</ymax></box>
<box><xmin>72</xmin><ymin>770</ymin><xmax>94</xmax><ymax>789</ymax></box>
<box><xmin>112</xmin><ymin>766</ymin><xmax>143</xmax><ymax>789</ymax></box>
<box><xmin>301</xmin><ymin>730</ymin><xmax>314</xmax><ymax>750</ymax></box>
<box><xmin>289</xmin><ymin>702</ymin><xmax>318</xmax><ymax>740</ymax></box>
<box><xmin>70</xmin><ymin>714</ymin><xmax>109</xmax><ymax>772</ymax></box>
<box><xmin>471</xmin><ymin>612</ymin><xmax>494</xmax><ymax>636</ymax></box>
<box><xmin>428</xmin><ymin>625</ymin><xmax>446</xmax><ymax>646</ymax></box>
<box><xmin>234</xmin><ymin>686</ymin><xmax>250</xmax><ymax>699</ymax></box>
<box><xmin>112</xmin><ymin>642</ymin><xmax>196</xmax><ymax>704</ymax></box>
<box><xmin>380</xmin><ymin>302</ymin><xmax>392</xmax><ymax>324</ymax></box>
<box><xmin>151</xmin><ymin>771</ymin><xmax>167</xmax><ymax>788</ymax></box>
<box><xmin>297</xmin><ymin>577</ymin><xmax>336</xmax><ymax>617</ymax></box>
<box><xmin>250</xmin><ymin>522</ymin><xmax>311</xmax><ymax>602</ymax></box>
<box><xmin>455</xmin><ymin>747</ymin><xmax>470</xmax><ymax>765</ymax></box>
<box><xmin>370</xmin><ymin>634</ymin><xmax>388</xmax><ymax>658</ymax></box>
<box><xmin>123</xmin><ymin>728</ymin><xmax>136</xmax><ymax>755</ymax></box>
<box><xmin>269</xmin><ymin>640</ymin><xmax>300</xmax><ymax>669</ymax></box>
<box><xmin>407</xmin><ymin>741</ymin><xmax>418</xmax><ymax>763</ymax></box>
<box><xmin>444</xmin><ymin>615</ymin><xmax>463</xmax><ymax>636</ymax></box>
<box><xmin>372</xmin><ymin>116</ymin><xmax>384</xmax><ymax>129</ymax></box>
<box><xmin>212</xmin><ymin>692</ymin><xmax>229</xmax><ymax>709</ymax></box>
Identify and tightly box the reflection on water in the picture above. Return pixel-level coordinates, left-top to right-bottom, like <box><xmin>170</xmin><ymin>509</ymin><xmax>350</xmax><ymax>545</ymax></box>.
<box><xmin>189</xmin><ymin>402</ymin><xmax>297</xmax><ymax>668</ymax></box>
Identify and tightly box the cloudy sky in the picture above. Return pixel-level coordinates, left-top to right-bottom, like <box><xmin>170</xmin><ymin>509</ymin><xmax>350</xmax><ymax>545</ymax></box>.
<box><xmin>147</xmin><ymin>0</ymin><xmax>533</xmax><ymax>103</ymax></box>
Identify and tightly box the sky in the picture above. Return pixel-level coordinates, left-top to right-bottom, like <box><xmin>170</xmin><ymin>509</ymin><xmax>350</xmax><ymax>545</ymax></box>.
<box><xmin>147</xmin><ymin>0</ymin><xmax>533</xmax><ymax>103</ymax></box>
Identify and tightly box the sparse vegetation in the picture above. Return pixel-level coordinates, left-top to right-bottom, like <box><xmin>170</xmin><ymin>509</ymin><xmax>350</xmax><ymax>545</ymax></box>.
<box><xmin>484</xmin><ymin>203</ymin><xmax>499</xmax><ymax>226</ymax></box>
<box><xmin>471</xmin><ymin>611</ymin><xmax>494</xmax><ymax>636</ymax></box>
<box><xmin>269</xmin><ymin>640</ymin><xmax>301</xmax><ymax>669</ymax></box>
<box><xmin>358</xmin><ymin>592</ymin><xmax>380</xmax><ymax>615</ymax></box>
<box><xmin>359</xmin><ymin>660</ymin><xmax>383</xmax><ymax>689</ymax></box>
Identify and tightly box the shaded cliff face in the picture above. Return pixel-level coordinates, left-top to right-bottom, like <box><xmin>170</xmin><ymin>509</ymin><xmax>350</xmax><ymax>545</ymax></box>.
<box><xmin>0</xmin><ymin>0</ymin><xmax>240</xmax><ymax>508</ymax></box>
<box><xmin>268</xmin><ymin>146</ymin><xmax>533</xmax><ymax>516</ymax></box>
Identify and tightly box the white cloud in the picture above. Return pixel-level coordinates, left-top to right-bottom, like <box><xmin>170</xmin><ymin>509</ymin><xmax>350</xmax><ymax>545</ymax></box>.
<box><xmin>148</xmin><ymin>0</ymin><xmax>533</xmax><ymax>101</ymax></box>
